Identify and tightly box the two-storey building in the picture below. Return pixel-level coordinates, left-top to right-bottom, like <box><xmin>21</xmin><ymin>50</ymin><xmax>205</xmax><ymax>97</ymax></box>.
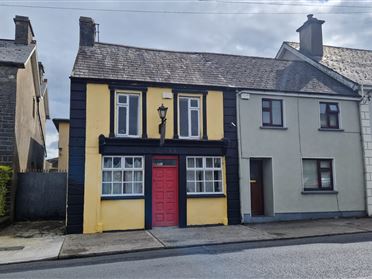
<box><xmin>67</xmin><ymin>16</ymin><xmax>366</xmax><ymax>233</ymax></box>
<box><xmin>68</xmin><ymin>17</ymin><xmax>232</xmax><ymax>233</ymax></box>
<box><xmin>0</xmin><ymin>15</ymin><xmax>50</xmax><ymax>220</ymax></box>
<box><xmin>237</xmin><ymin>84</ymin><xmax>365</xmax><ymax>222</ymax></box>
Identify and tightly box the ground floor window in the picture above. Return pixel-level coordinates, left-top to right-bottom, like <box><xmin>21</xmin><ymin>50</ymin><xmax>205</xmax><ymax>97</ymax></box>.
<box><xmin>102</xmin><ymin>156</ymin><xmax>144</xmax><ymax>197</ymax></box>
<box><xmin>303</xmin><ymin>159</ymin><xmax>333</xmax><ymax>191</ymax></box>
<box><xmin>186</xmin><ymin>156</ymin><xmax>223</xmax><ymax>194</ymax></box>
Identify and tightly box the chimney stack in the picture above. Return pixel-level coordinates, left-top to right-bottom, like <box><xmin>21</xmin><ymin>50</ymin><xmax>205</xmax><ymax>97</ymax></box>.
<box><xmin>79</xmin><ymin>17</ymin><xmax>96</xmax><ymax>47</ymax></box>
<box><xmin>14</xmin><ymin>15</ymin><xmax>34</xmax><ymax>45</ymax></box>
<box><xmin>296</xmin><ymin>14</ymin><xmax>325</xmax><ymax>58</ymax></box>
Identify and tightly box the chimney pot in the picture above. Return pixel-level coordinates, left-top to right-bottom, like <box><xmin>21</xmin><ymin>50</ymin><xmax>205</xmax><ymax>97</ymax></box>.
<box><xmin>296</xmin><ymin>14</ymin><xmax>325</xmax><ymax>58</ymax></box>
<box><xmin>13</xmin><ymin>15</ymin><xmax>34</xmax><ymax>45</ymax></box>
<box><xmin>79</xmin><ymin>16</ymin><xmax>96</xmax><ymax>47</ymax></box>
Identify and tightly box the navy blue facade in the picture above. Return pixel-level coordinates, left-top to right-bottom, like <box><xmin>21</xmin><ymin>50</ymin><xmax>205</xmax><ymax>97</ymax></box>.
<box><xmin>66</xmin><ymin>79</ymin><xmax>242</xmax><ymax>232</ymax></box>
<box><xmin>223</xmin><ymin>90</ymin><xmax>241</xmax><ymax>225</ymax></box>
<box><xmin>66</xmin><ymin>80</ymin><xmax>86</xmax><ymax>234</ymax></box>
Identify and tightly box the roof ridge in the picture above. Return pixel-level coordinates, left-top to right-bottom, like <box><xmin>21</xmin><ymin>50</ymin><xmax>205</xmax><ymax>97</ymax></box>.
<box><xmin>94</xmin><ymin>41</ymin><xmax>306</xmax><ymax>63</ymax></box>
<box><xmin>286</xmin><ymin>41</ymin><xmax>372</xmax><ymax>53</ymax></box>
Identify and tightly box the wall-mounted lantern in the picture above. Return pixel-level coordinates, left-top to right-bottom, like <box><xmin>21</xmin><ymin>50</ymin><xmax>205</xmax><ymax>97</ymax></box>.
<box><xmin>158</xmin><ymin>104</ymin><xmax>168</xmax><ymax>145</ymax></box>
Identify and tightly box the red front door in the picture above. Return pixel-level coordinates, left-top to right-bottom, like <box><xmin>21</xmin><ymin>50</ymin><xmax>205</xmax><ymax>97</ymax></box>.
<box><xmin>152</xmin><ymin>156</ymin><xmax>179</xmax><ymax>227</ymax></box>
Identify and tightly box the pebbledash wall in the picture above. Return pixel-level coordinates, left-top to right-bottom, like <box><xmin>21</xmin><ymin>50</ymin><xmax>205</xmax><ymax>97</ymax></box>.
<box><xmin>67</xmin><ymin>81</ymin><xmax>237</xmax><ymax>233</ymax></box>
<box><xmin>237</xmin><ymin>92</ymin><xmax>366</xmax><ymax>221</ymax></box>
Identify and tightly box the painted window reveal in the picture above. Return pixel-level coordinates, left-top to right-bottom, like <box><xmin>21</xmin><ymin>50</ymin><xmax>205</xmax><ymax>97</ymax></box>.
<box><xmin>179</xmin><ymin>97</ymin><xmax>200</xmax><ymax>138</ymax></box>
<box><xmin>116</xmin><ymin>93</ymin><xmax>140</xmax><ymax>136</ymax></box>
<box><xmin>102</xmin><ymin>156</ymin><xmax>144</xmax><ymax>196</ymax></box>
<box><xmin>186</xmin><ymin>157</ymin><xmax>223</xmax><ymax>194</ymax></box>
<box><xmin>303</xmin><ymin>159</ymin><xmax>333</xmax><ymax>191</ymax></box>
<box><xmin>320</xmin><ymin>102</ymin><xmax>339</xmax><ymax>129</ymax></box>
<box><xmin>262</xmin><ymin>99</ymin><xmax>283</xmax><ymax>127</ymax></box>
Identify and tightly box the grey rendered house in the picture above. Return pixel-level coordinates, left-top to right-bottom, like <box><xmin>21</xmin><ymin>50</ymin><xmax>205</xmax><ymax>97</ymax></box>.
<box><xmin>276</xmin><ymin>14</ymin><xmax>372</xmax><ymax>217</ymax></box>
<box><xmin>0</xmin><ymin>15</ymin><xmax>50</xmax><ymax>219</ymax></box>
<box><xmin>237</xmin><ymin>77</ymin><xmax>365</xmax><ymax>222</ymax></box>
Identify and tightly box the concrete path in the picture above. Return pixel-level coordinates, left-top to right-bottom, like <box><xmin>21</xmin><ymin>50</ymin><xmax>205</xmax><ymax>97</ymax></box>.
<box><xmin>0</xmin><ymin>221</ymin><xmax>65</xmax><ymax>264</ymax></box>
<box><xmin>2</xmin><ymin>218</ymin><xmax>372</xmax><ymax>265</ymax></box>
<box><xmin>150</xmin><ymin>225</ymin><xmax>273</xmax><ymax>247</ymax></box>
<box><xmin>59</xmin><ymin>230</ymin><xmax>163</xmax><ymax>258</ymax></box>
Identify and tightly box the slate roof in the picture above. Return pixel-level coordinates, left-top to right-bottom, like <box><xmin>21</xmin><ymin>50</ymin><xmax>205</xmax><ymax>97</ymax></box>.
<box><xmin>72</xmin><ymin>42</ymin><xmax>356</xmax><ymax>96</ymax></box>
<box><xmin>287</xmin><ymin>42</ymin><xmax>372</xmax><ymax>86</ymax></box>
<box><xmin>0</xmin><ymin>39</ymin><xmax>35</xmax><ymax>67</ymax></box>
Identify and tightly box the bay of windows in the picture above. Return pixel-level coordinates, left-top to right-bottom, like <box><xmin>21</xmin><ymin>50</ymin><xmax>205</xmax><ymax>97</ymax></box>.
<box><xmin>102</xmin><ymin>156</ymin><xmax>144</xmax><ymax>197</ymax></box>
<box><xmin>186</xmin><ymin>157</ymin><xmax>223</xmax><ymax>194</ymax></box>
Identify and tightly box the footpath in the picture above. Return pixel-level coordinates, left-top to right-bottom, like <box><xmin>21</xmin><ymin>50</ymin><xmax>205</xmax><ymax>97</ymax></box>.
<box><xmin>1</xmin><ymin>218</ymin><xmax>372</xmax><ymax>264</ymax></box>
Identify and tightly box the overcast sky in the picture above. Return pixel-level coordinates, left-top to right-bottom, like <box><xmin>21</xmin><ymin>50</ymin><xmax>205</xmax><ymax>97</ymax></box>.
<box><xmin>1</xmin><ymin>0</ymin><xmax>372</xmax><ymax>158</ymax></box>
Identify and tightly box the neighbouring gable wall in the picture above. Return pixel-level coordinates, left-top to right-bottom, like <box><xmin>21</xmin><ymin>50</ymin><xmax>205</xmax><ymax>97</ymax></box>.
<box><xmin>15</xmin><ymin>57</ymin><xmax>45</xmax><ymax>171</ymax></box>
<box><xmin>0</xmin><ymin>66</ymin><xmax>17</xmax><ymax>167</ymax></box>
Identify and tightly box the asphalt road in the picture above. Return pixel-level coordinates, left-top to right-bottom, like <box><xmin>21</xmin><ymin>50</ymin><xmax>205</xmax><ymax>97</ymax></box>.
<box><xmin>1</xmin><ymin>233</ymin><xmax>372</xmax><ymax>279</ymax></box>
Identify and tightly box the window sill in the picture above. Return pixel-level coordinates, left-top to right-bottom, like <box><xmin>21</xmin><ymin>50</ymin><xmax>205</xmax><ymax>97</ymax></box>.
<box><xmin>101</xmin><ymin>195</ymin><xmax>144</xmax><ymax>200</ymax></box>
<box><xmin>318</xmin><ymin>128</ymin><xmax>344</xmax><ymax>132</ymax></box>
<box><xmin>187</xmin><ymin>193</ymin><xmax>226</xmax><ymax>198</ymax></box>
<box><xmin>260</xmin><ymin>126</ymin><xmax>288</xmax><ymax>130</ymax></box>
<box><xmin>114</xmin><ymin>135</ymin><xmax>142</xmax><ymax>138</ymax></box>
<box><xmin>301</xmin><ymin>190</ymin><xmax>338</xmax><ymax>195</ymax></box>
<box><xmin>178</xmin><ymin>137</ymin><xmax>202</xmax><ymax>140</ymax></box>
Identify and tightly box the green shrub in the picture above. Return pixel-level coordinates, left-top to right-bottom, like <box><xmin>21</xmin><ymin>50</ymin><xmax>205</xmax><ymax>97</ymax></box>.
<box><xmin>0</xmin><ymin>166</ymin><xmax>12</xmax><ymax>217</ymax></box>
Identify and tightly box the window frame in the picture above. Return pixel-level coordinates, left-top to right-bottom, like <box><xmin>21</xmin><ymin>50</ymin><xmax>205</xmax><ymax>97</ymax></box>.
<box><xmin>262</xmin><ymin>98</ymin><xmax>284</xmax><ymax>127</ymax></box>
<box><xmin>186</xmin><ymin>156</ymin><xmax>224</xmax><ymax>195</ymax></box>
<box><xmin>101</xmin><ymin>156</ymin><xmax>145</xmax><ymax>197</ymax></box>
<box><xmin>115</xmin><ymin>92</ymin><xmax>141</xmax><ymax>137</ymax></box>
<box><xmin>178</xmin><ymin>96</ymin><xmax>201</xmax><ymax>139</ymax></box>
<box><xmin>320</xmin><ymin>102</ymin><xmax>340</xmax><ymax>129</ymax></box>
<box><xmin>302</xmin><ymin>158</ymin><xmax>334</xmax><ymax>191</ymax></box>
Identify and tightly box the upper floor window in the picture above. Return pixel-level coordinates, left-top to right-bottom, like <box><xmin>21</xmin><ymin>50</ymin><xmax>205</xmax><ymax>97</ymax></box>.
<box><xmin>303</xmin><ymin>159</ymin><xmax>333</xmax><ymax>191</ymax></box>
<box><xmin>116</xmin><ymin>93</ymin><xmax>140</xmax><ymax>137</ymax></box>
<box><xmin>262</xmin><ymin>99</ymin><xmax>283</xmax><ymax>127</ymax></box>
<box><xmin>320</xmin><ymin>102</ymin><xmax>339</xmax><ymax>129</ymax></box>
<box><xmin>179</xmin><ymin>97</ymin><xmax>200</xmax><ymax>138</ymax></box>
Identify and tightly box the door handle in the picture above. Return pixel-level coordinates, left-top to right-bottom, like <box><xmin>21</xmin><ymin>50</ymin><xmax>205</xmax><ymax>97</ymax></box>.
<box><xmin>250</xmin><ymin>180</ymin><xmax>257</xmax><ymax>183</ymax></box>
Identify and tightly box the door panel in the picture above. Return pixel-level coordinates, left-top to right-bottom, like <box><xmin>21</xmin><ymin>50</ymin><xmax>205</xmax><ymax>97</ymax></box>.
<box><xmin>152</xmin><ymin>157</ymin><xmax>179</xmax><ymax>227</ymax></box>
<box><xmin>250</xmin><ymin>160</ymin><xmax>264</xmax><ymax>216</ymax></box>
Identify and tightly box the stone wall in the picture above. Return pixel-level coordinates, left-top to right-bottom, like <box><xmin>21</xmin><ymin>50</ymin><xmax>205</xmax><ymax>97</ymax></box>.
<box><xmin>0</xmin><ymin>66</ymin><xmax>17</xmax><ymax>167</ymax></box>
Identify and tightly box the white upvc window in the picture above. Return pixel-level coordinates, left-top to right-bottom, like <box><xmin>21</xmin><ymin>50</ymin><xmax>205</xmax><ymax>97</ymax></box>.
<box><xmin>179</xmin><ymin>97</ymin><xmax>200</xmax><ymax>139</ymax></box>
<box><xmin>102</xmin><ymin>156</ymin><xmax>144</xmax><ymax>197</ymax></box>
<box><xmin>186</xmin><ymin>156</ymin><xmax>223</xmax><ymax>194</ymax></box>
<box><xmin>116</xmin><ymin>93</ymin><xmax>140</xmax><ymax>137</ymax></box>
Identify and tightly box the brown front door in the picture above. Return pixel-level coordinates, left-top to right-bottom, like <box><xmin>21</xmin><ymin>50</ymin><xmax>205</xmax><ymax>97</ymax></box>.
<box><xmin>250</xmin><ymin>160</ymin><xmax>264</xmax><ymax>216</ymax></box>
